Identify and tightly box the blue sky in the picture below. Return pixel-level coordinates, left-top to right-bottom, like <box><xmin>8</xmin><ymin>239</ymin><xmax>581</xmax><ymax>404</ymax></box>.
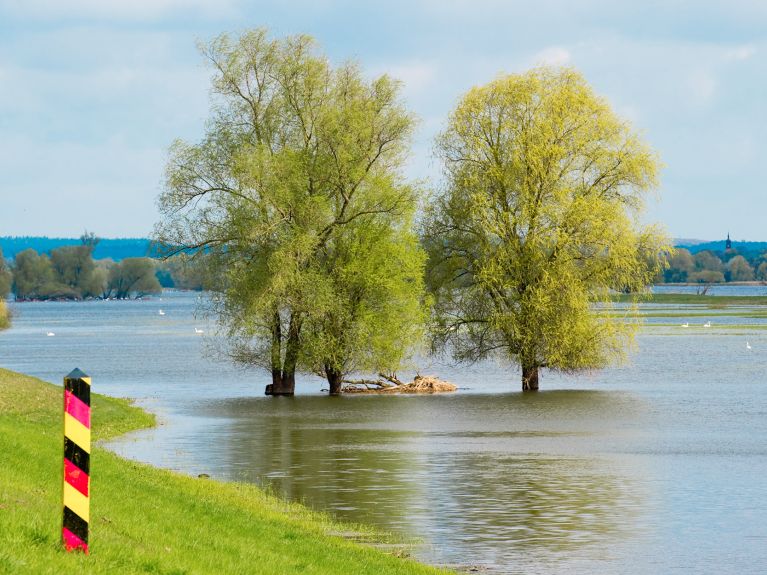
<box><xmin>0</xmin><ymin>0</ymin><xmax>765</xmax><ymax>239</ymax></box>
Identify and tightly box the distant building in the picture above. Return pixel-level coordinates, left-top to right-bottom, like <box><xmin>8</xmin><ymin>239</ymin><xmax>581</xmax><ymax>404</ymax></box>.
<box><xmin>725</xmin><ymin>233</ymin><xmax>732</xmax><ymax>251</ymax></box>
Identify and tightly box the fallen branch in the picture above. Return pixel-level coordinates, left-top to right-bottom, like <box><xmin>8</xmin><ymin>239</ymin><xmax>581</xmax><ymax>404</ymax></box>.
<box><xmin>377</xmin><ymin>372</ymin><xmax>406</xmax><ymax>386</ymax></box>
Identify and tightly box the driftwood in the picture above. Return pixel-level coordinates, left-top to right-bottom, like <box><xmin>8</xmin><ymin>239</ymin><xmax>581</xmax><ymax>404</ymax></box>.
<box><xmin>343</xmin><ymin>374</ymin><xmax>457</xmax><ymax>394</ymax></box>
<box><xmin>341</xmin><ymin>378</ymin><xmax>395</xmax><ymax>390</ymax></box>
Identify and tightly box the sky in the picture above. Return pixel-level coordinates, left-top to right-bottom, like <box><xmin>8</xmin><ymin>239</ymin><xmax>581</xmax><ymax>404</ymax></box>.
<box><xmin>0</xmin><ymin>0</ymin><xmax>765</xmax><ymax>240</ymax></box>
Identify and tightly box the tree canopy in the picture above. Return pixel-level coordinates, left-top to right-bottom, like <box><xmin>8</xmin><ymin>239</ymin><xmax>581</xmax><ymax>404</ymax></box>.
<box><xmin>155</xmin><ymin>29</ymin><xmax>426</xmax><ymax>395</ymax></box>
<box><xmin>13</xmin><ymin>249</ymin><xmax>56</xmax><ymax>300</ymax></box>
<box><xmin>105</xmin><ymin>258</ymin><xmax>162</xmax><ymax>299</ymax></box>
<box><xmin>727</xmin><ymin>255</ymin><xmax>754</xmax><ymax>282</ymax></box>
<box><xmin>423</xmin><ymin>67</ymin><xmax>669</xmax><ymax>391</ymax></box>
<box><xmin>7</xmin><ymin>233</ymin><xmax>160</xmax><ymax>301</ymax></box>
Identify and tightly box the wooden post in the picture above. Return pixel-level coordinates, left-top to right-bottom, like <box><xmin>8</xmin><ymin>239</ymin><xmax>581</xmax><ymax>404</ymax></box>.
<box><xmin>62</xmin><ymin>368</ymin><xmax>91</xmax><ymax>553</ymax></box>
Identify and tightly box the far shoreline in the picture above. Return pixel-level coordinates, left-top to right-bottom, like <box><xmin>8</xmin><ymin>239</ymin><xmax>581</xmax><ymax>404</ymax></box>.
<box><xmin>658</xmin><ymin>281</ymin><xmax>767</xmax><ymax>287</ymax></box>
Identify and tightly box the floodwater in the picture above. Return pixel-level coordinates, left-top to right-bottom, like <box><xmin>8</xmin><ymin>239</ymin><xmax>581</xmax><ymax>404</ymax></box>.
<box><xmin>1</xmin><ymin>290</ymin><xmax>767</xmax><ymax>574</ymax></box>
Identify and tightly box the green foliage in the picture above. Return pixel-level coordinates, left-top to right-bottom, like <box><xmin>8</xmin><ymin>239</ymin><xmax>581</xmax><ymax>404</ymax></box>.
<box><xmin>757</xmin><ymin>262</ymin><xmax>767</xmax><ymax>281</ymax></box>
<box><xmin>659</xmin><ymin>246</ymin><xmax>767</xmax><ymax>284</ymax></box>
<box><xmin>424</xmin><ymin>67</ymin><xmax>669</xmax><ymax>389</ymax></box>
<box><xmin>694</xmin><ymin>250</ymin><xmax>723</xmax><ymax>274</ymax></box>
<box><xmin>727</xmin><ymin>255</ymin><xmax>754</xmax><ymax>281</ymax></box>
<box><xmin>107</xmin><ymin>257</ymin><xmax>162</xmax><ymax>299</ymax></box>
<box><xmin>155</xmin><ymin>29</ymin><xmax>426</xmax><ymax>389</ymax></box>
<box><xmin>155</xmin><ymin>254</ymin><xmax>209</xmax><ymax>290</ymax></box>
<box><xmin>12</xmin><ymin>248</ymin><xmax>55</xmax><ymax>300</ymax></box>
<box><xmin>0</xmin><ymin>247</ymin><xmax>11</xmax><ymax>299</ymax></box>
<box><xmin>300</xmin><ymin>219</ymin><xmax>428</xmax><ymax>379</ymax></box>
<box><xmin>92</xmin><ymin>258</ymin><xmax>114</xmax><ymax>298</ymax></box>
<box><xmin>8</xmin><ymin>233</ymin><xmax>107</xmax><ymax>300</ymax></box>
<box><xmin>0</xmin><ymin>369</ymin><xmax>446</xmax><ymax>575</ymax></box>
<box><xmin>49</xmin><ymin>245</ymin><xmax>97</xmax><ymax>296</ymax></box>
<box><xmin>663</xmin><ymin>248</ymin><xmax>694</xmax><ymax>282</ymax></box>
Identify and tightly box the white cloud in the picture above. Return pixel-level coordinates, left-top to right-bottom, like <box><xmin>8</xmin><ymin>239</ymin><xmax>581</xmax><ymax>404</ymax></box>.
<box><xmin>725</xmin><ymin>44</ymin><xmax>757</xmax><ymax>61</ymax></box>
<box><xmin>532</xmin><ymin>46</ymin><xmax>572</xmax><ymax>67</ymax></box>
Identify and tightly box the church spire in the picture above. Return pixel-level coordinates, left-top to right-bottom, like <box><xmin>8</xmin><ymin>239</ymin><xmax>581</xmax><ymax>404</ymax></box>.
<box><xmin>726</xmin><ymin>232</ymin><xmax>732</xmax><ymax>251</ymax></box>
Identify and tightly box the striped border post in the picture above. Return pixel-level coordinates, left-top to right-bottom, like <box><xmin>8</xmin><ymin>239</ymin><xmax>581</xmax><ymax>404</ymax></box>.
<box><xmin>62</xmin><ymin>368</ymin><xmax>91</xmax><ymax>553</ymax></box>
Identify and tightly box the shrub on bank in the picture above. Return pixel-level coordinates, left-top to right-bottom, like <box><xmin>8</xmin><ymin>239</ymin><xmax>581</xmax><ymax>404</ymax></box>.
<box><xmin>0</xmin><ymin>301</ymin><xmax>9</xmax><ymax>330</ymax></box>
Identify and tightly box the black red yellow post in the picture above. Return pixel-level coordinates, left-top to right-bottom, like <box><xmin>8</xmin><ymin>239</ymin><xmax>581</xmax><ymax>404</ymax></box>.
<box><xmin>62</xmin><ymin>368</ymin><xmax>90</xmax><ymax>553</ymax></box>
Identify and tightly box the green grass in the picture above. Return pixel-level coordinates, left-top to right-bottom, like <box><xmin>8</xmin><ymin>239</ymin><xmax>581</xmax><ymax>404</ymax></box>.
<box><xmin>0</xmin><ymin>369</ymin><xmax>449</xmax><ymax>575</ymax></box>
<box><xmin>603</xmin><ymin>311</ymin><xmax>767</xmax><ymax>319</ymax></box>
<box><xmin>613</xmin><ymin>293</ymin><xmax>767</xmax><ymax>305</ymax></box>
<box><xmin>647</xmin><ymin>323</ymin><xmax>767</xmax><ymax>330</ymax></box>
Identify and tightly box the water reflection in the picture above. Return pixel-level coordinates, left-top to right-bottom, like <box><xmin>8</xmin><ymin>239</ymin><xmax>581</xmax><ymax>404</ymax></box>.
<box><xmin>202</xmin><ymin>392</ymin><xmax>647</xmax><ymax>570</ymax></box>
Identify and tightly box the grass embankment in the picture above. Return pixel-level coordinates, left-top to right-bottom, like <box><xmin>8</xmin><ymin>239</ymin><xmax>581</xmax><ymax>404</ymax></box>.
<box><xmin>0</xmin><ymin>369</ymin><xmax>449</xmax><ymax>575</ymax></box>
<box><xmin>614</xmin><ymin>293</ymin><xmax>767</xmax><ymax>306</ymax></box>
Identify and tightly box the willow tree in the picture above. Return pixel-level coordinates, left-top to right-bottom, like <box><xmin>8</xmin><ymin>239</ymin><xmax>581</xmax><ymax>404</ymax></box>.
<box><xmin>155</xmin><ymin>30</ymin><xmax>425</xmax><ymax>395</ymax></box>
<box><xmin>424</xmin><ymin>67</ymin><xmax>669</xmax><ymax>391</ymax></box>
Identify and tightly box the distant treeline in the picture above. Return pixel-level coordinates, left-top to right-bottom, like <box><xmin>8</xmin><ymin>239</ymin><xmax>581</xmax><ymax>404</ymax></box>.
<box><xmin>663</xmin><ymin>246</ymin><xmax>767</xmax><ymax>283</ymax></box>
<box><xmin>0</xmin><ymin>236</ymin><xmax>153</xmax><ymax>262</ymax></box>
<box><xmin>676</xmin><ymin>240</ymin><xmax>767</xmax><ymax>255</ymax></box>
<box><xmin>0</xmin><ymin>234</ymin><xmax>204</xmax><ymax>301</ymax></box>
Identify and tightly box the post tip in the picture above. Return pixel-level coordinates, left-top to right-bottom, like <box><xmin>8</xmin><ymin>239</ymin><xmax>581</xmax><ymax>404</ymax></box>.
<box><xmin>65</xmin><ymin>368</ymin><xmax>89</xmax><ymax>380</ymax></box>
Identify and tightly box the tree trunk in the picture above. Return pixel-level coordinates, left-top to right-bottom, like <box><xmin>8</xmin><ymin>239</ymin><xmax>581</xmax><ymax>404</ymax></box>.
<box><xmin>281</xmin><ymin>315</ymin><xmax>301</xmax><ymax>395</ymax></box>
<box><xmin>270</xmin><ymin>310</ymin><xmax>281</xmax><ymax>381</ymax></box>
<box><xmin>265</xmin><ymin>315</ymin><xmax>301</xmax><ymax>395</ymax></box>
<box><xmin>325</xmin><ymin>365</ymin><xmax>343</xmax><ymax>396</ymax></box>
<box><xmin>265</xmin><ymin>312</ymin><xmax>286</xmax><ymax>395</ymax></box>
<box><xmin>265</xmin><ymin>370</ymin><xmax>296</xmax><ymax>395</ymax></box>
<box><xmin>265</xmin><ymin>368</ymin><xmax>287</xmax><ymax>396</ymax></box>
<box><xmin>522</xmin><ymin>365</ymin><xmax>539</xmax><ymax>391</ymax></box>
<box><xmin>264</xmin><ymin>311</ymin><xmax>299</xmax><ymax>396</ymax></box>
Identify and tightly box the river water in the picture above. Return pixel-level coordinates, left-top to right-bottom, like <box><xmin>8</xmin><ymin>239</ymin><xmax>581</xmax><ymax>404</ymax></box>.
<box><xmin>1</xmin><ymin>290</ymin><xmax>767</xmax><ymax>573</ymax></box>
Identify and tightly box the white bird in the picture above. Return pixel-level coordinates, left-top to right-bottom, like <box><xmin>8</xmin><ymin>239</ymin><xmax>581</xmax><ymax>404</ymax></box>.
<box><xmin>158</xmin><ymin>310</ymin><xmax>165</xmax><ymax>316</ymax></box>
<box><xmin>747</xmin><ymin>341</ymin><xmax>752</xmax><ymax>350</ymax></box>
<box><xmin>194</xmin><ymin>328</ymin><xmax>204</xmax><ymax>334</ymax></box>
<box><xmin>704</xmin><ymin>321</ymin><xmax>711</xmax><ymax>327</ymax></box>
<box><xmin>681</xmin><ymin>322</ymin><xmax>689</xmax><ymax>328</ymax></box>
<box><xmin>46</xmin><ymin>331</ymin><xmax>55</xmax><ymax>337</ymax></box>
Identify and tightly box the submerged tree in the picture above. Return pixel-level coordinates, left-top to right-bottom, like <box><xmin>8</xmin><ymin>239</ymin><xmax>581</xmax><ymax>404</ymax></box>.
<box><xmin>12</xmin><ymin>249</ymin><xmax>55</xmax><ymax>300</ymax></box>
<box><xmin>49</xmin><ymin>242</ymin><xmax>99</xmax><ymax>299</ymax></box>
<box><xmin>299</xmin><ymin>219</ymin><xmax>426</xmax><ymax>394</ymax></box>
<box><xmin>424</xmin><ymin>67</ymin><xmax>669</xmax><ymax>391</ymax></box>
<box><xmin>106</xmin><ymin>258</ymin><xmax>161</xmax><ymax>299</ymax></box>
<box><xmin>155</xmin><ymin>29</ymin><xmax>425</xmax><ymax>395</ymax></box>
